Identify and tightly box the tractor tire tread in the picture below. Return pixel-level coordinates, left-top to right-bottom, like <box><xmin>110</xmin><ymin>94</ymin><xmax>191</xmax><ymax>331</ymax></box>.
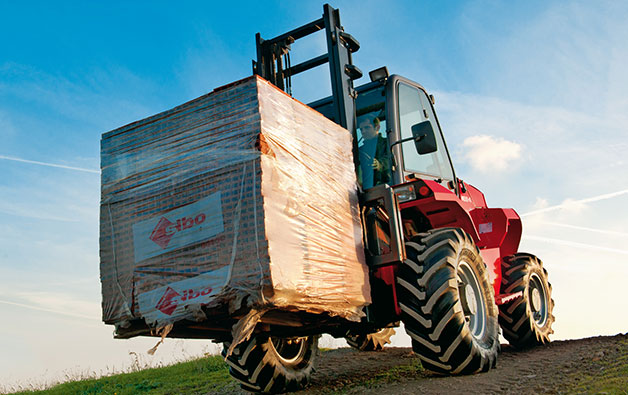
<box><xmin>345</xmin><ymin>328</ymin><xmax>396</xmax><ymax>351</ymax></box>
<box><xmin>222</xmin><ymin>335</ymin><xmax>318</xmax><ymax>393</ymax></box>
<box><xmin>498</xmin><ymin>253</ymin><xmax>554</xmax><ymax>349</ymax></box>
<box><xmin>397</xmin><ymin>227</ymin><xmax>499</xmax><ymax>375</ymax></box>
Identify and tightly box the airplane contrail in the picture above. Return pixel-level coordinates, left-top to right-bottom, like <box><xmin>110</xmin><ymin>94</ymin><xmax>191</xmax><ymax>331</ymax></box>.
<box><xmin>532</xmin><ymin>221</ymin><xmax>628</xmax><ymax>237</ymax></box>
<box><xmin>523</xmin><ymin>235</ymin><xmax>628</xmax><ymax>255</ymax></box>
<box><xmin>0</xmin><ymin>299</ymin><xmax>100</xmax><ymax>321</ymax></box>
<box><xmin>521</xmin><ymin>189</ymin><xmax>628</xmax><ymax>217</ymax></box>
<box><xmin>0</xmin><ymin>154</ymin><xmax>100</xmax><ymax>174</ymax></box>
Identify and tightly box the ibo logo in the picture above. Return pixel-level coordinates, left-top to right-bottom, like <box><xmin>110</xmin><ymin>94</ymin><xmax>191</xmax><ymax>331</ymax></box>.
<box><xmin>149</xmin><ymin>214</ymin><xmax>207</xmax><ymax>249</ymax></box>
<box><xmin>132</xmin><ymin>192</ymin><xmax>224</xmax><ymax>263</ymax></box>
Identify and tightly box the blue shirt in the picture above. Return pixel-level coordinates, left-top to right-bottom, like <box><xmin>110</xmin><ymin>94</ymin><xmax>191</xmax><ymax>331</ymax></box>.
<box><xmin>359</xmin><ymin>137</ymin><xmax>378</xmax><ymax>189</ymax></box>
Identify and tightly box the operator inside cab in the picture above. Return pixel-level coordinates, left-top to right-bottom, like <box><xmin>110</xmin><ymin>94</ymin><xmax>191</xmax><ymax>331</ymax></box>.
<box><xmin>357</xmin><ymin>114</ymin><xmax>391</xmax><ymax>189</ymax></box>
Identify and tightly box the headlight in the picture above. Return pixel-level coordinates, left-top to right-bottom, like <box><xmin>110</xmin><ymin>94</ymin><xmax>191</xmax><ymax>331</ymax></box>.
<box><xmin>395</xmin><ymin>185</ymin><xmax>417</xmax><ymax>202</ymax></box>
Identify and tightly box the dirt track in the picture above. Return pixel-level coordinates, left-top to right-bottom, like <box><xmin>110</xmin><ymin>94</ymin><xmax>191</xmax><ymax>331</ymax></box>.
<box><xmin>296</xmin><ymin>334</ymin><xmax>628</xmax><ymax>394</ymax></box>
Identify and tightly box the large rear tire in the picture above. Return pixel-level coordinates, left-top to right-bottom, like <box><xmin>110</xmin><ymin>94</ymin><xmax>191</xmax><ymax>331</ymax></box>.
<box><xmin>499</xmin><ymin>253</ymin><xmax>554</xmax><ymax>348</ymax></box>
<box><xmin>397</xmin><ymin>228</ymin><xmax>499</xmax><ymax>374</ymax></box>
<box><xmin>345</xmin><ymin>327</ymin><xmax>396</xmax><ymax>351</ymax></box>
<box><xmin>222</xmin><ymin>335</ymin><xmax>318</xmax><ymax>393</ymax></box>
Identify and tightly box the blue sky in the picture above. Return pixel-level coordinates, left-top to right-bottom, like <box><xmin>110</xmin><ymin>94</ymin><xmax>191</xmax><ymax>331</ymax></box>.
<box><xmin>1</xmin><ymin>0</ymin><xmax>628</xmax><ymax>390</ymax></box>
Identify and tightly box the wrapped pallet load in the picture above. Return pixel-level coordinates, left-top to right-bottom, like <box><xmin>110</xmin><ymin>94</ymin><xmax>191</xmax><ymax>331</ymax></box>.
<box><xmin>100</xmin><ymin>76</ymin><xmax>370</xmax><ymax>345</ymax></box>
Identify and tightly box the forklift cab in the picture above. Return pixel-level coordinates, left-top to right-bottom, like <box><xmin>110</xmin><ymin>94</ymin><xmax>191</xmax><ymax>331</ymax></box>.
<box><xmin>310</xmin><ymin>73</ymin><xmax>458</xmax><ymax>196</ymax></box>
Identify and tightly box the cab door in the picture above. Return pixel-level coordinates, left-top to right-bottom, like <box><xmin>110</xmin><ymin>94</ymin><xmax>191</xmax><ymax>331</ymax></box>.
<box><xmin>386</xmin><ymin>76</ymin><xmax>458</xmax><ymax>194</ymax></box>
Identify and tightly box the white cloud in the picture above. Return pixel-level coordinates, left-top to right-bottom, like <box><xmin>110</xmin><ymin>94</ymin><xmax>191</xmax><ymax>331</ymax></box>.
<box><xmin>522</xmin><ymin>189</ymin><xmax>628</xmax><ymax>217</ymax></box>
<box><xmin>532</xmin><ymin>197</ymin><xmax>549</xmax><ymax>210</ymax></box>
<box><xmin>0</xmin><ymin>162</ymin><xmax>99</xmax><ymax>224</ymax></box>
<box><xmin>522</xmin><ymin>235</ymin><xmax>628</xmax><ymax>257</ymax></box>
<box><xmin>432</xmin><ymin>87</ymin><xmax>628</xmax><ymax>215</ymax></box>
<box><xmin>532</xmin><ymin>221</ymin><xmax>628</xmax><ymax>238</ymax></box>
<box><xmin>461</xmin><ymin>134</ymin><xmax>522</xmax><ymax>173</ymax></box>
<box><xmin>556</xmin><ymin>198</ymin><xmax>587</xmax><ymax>215</ymax></box>
<box><xmin>0</xmin><ymin>299</ymin><xmax>100</xmax><ymax>323</ymax></box>
<box><xmin>0</xmin><ymin>202</ymin><xmax>80</xmax><ymax>222</ymax></box>
<box><xmin>0</xmin><ymin>155</ymin><xmax>100</xmax><ymax>174</ymax></box>
<box><xmin>13</xmin><ymin>290</ymin><xmax>98</xmax><ymax>317</ymax></box>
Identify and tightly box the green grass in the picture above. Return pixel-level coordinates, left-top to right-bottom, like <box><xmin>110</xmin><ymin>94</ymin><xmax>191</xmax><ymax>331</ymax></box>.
<box><xmin>362</xmin><ymin>357</ymin><xmax>424</xmax><ymax>386</ymax></box>
<box><xmin>326</xmin><ymin>356</ymin><xmax>424</xmax><ymax>394</ymax></box>
<box><xmin>12</xmin><ymin>355</ymin><xmax>235</xmax><ymax>395</ymax></box>
<box><xmin>565</xmin><ymin>338</ymin><xmax>628</xmax><ymax>394</ymax></box>
<box><xmin>568</xmin><ymin>362</ymin><xmax>628</xmax><ymax>394</ymax></box>
<box><xmin>6</xmin><ymin>350</ymin><xmax>424</xmax><ymax>395</ymax></box>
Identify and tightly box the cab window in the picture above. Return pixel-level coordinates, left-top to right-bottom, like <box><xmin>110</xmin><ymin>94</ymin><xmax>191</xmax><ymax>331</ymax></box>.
<box><xmin>356</xmin><ymin>86</ymin><xmax>391</xmax><ymax>189</ymax></box>
<box><xmin>398</xmin><ymin>82</ymin><xmax>453</xmax><ymax>180</ymax></box>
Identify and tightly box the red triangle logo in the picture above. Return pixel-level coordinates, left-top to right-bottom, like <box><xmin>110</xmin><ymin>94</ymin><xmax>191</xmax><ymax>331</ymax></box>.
<box><xmin>155</xmin><ymin>287</ymin><xmax>180</xmax><ymax>315</ymax></box>
<box><xmin>150</xmin><ymin>217</ymin><xmax>175</xmax><ymax>249</ymax></box>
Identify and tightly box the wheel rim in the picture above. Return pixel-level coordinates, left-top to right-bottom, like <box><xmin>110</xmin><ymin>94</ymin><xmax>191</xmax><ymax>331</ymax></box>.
<box><xmin>270</xmin><ymin>337</ymin><xmax>308</xmax><ymax>366</ymax></box>
<box><xmin>529</xmin><ymin>273</ymin><xmax>548</xmax><ymax>327</ymax></box>
<box><xmin>457</xmin><ymin>260</ymin><xmax>487</xmax><ymax>339</ymax></box>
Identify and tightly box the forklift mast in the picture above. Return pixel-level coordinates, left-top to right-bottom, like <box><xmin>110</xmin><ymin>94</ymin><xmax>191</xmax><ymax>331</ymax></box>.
<box><xmin>254</xmin><ymin>4</ymin><xmax>405</xmax><ymax>274</ymax></box>
<box><xmin>253</xmin><ymin>4</ymin><xmax>362</xmax><ymax>135</ymax></box>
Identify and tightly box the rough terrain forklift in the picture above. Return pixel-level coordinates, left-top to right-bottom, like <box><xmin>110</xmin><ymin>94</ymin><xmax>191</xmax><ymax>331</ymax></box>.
<box><xmin>223</xmin><ymin>4</ymin><xmax>554</xmax><ymax>392</ymax></box>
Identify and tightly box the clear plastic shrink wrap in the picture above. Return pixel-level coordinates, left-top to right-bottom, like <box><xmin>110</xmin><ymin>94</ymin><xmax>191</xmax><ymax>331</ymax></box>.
<box><xmin>100</xmin><ymin>76</ymin><xmax>370</xmax><ymax>341</ymax></box>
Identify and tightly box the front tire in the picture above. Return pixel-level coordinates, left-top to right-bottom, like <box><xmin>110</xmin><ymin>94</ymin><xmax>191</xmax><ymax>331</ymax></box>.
<box><xmin>397</xmin><ymin>228</ymin><xmax>499</xmax><ymax>374</ymax></box>
<box><xmin>222</xmin><ymin>335</ymin><xmax>318</xmax><ymax>393</ymax></box>
<box><xmin>499</xmin><ymin>253</ymin><xmax>554</xmax><ymax>348</ymax></box>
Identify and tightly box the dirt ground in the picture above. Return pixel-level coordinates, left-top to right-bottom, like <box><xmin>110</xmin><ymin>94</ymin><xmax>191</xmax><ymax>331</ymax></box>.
<box><xmin>294</xmin><ymin>333</ymin><xmax>628</xmax><ymax>394</ymax></box>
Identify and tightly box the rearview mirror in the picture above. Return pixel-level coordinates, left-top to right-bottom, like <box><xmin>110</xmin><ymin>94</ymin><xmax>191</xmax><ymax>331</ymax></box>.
<box><xmin>411</xmin><ymin>121</ymin><xmax>437</xmax><ymax>154</ymax></box>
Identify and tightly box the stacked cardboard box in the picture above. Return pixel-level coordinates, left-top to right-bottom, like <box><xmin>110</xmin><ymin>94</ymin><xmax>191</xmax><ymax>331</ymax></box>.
<box><xmin>100</xmin><ymin>76</ymin><xmax>370</xmax><ymax>334</ymax></box>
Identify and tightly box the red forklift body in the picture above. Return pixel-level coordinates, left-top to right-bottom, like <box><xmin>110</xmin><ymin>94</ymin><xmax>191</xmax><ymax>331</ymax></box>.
<box><xmin>398</xmin><ymin>179</ymin><xmax>522</xmax><ymax>296</ymax></box>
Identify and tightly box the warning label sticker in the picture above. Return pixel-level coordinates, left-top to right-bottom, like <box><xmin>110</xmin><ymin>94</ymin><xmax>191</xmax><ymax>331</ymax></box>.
<box><xmin>479</xmin><ymin>222</ymin><xmax>493</xmax><ymax>234</ymax></box>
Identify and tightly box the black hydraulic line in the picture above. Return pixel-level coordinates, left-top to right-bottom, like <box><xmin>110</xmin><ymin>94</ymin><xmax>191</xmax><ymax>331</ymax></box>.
<box><xmin>285</xmin><ymin>52</ymin><xmax>292</xmax><ymax>96</ymax></box>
